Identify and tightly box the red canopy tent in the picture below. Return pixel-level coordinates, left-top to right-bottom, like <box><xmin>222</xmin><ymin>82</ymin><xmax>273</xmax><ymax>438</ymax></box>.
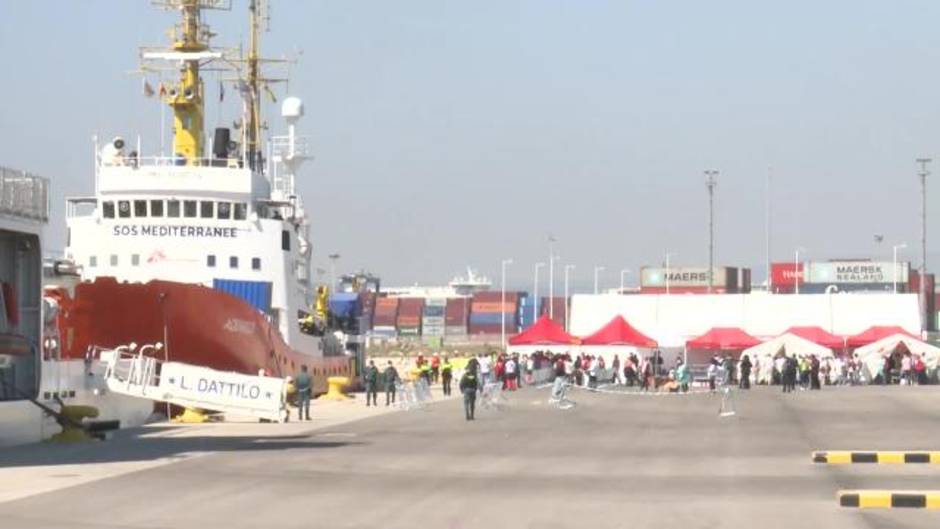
<box><xmin>783</xmin><ymin>326</ymin><xmax>844</xmax><ymax>349</ymax></box>
<box><xmin>846</xmin><ymin>326</ymin><xmax>920</xmax><ymax>348</ymax></box>
<box><xmin>581</xmin><ymin>315</ymin><xmax>658</xmax><ymax>347</ymax></box>
<box><xmin>686</xmin><ymin>327</ymin><xmax>762</xmax><ymax>350</ymax></box>
<box><xmin>508</xmin><ymin>315</ymin><xmax>579</xmax><ymax>346</ymax></box>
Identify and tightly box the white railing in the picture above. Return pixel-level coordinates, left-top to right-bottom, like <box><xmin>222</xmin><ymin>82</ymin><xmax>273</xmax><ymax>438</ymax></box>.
<box><xmin>270</xmin><ymin>135</ymin><xmax>311</xmax><ymax>161</ymax></box>
<box><xmin>0</xmin><ymin>167</ymin><xmax>49</xmax><ymax>222</ymax></box>
<box><xmin>97</xmin><ymin>155</ymin><xmax>246</xmax><ymax>169</ymax></box>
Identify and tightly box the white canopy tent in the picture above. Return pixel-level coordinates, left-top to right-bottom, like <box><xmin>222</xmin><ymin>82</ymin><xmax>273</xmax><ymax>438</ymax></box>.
<box><xmin>854</xmin><ymin>334</ymin><xmax>940</xmax><ymax>381</ymax></box>
<box><xmin>742</xmin><ymin>333</ymin><xmax>833</xmax><ymax>384</ymax></box>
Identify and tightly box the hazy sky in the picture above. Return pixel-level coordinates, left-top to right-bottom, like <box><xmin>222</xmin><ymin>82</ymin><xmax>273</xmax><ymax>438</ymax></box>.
<box><xmin>3</xmin><ymin>1</ymin><xmax>940</xmax><ymax>291</ymax></box>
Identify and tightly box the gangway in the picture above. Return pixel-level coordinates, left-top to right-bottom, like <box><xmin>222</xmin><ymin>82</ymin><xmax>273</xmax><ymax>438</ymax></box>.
<box><xmin>101</xmin><ymin>343</ymin><xmax>289</xmax><ymax>422</ymax></box>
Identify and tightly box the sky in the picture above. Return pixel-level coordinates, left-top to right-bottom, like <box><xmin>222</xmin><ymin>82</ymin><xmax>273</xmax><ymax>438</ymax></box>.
<box><xmin>2</xmin><ymin>1</ymin><xmax>940</xmax><ymax>291</ymax></box>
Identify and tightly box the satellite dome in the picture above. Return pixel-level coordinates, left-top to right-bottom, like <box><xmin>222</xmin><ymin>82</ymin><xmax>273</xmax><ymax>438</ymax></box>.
<box><xmin>281</xmin><ymin>97</ymin><xmax>304</xmax><ymax>119</ymax></box>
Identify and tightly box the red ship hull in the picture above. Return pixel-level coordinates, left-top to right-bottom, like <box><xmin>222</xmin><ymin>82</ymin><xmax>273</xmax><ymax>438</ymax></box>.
<box><xmin>49</xmin><ymin>278</ymin><xmax>353</xmax><ymax>394</ymax></box>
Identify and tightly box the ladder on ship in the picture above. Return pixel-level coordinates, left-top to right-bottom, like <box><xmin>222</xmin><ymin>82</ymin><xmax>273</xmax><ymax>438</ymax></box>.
<box><xmin>101</xmin><ymin>345</ymin><xmax>289</xmax><ymax>423</ymax></box>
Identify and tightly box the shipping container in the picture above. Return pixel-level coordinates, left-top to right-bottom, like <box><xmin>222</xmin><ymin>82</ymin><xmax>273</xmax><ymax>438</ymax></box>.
<box><xmin>423</xmin><ymin>305</ymin><xmax>445</xmax><ymax>318</ymax></box>
<box><xmin>640</xmin><ymin>267</ymin><xmax>734</xmax><ymax>290</ymax></box>
<box><xmin>328</xmin><ymin>292</ymin><xmax>360</xmax><ymax>318</ymax></box>
<box><xmin>422</xmin><ymin>326</ymin><xmax>445</xmax><ymax>337</ymax></box>
<box><xmin>398</xmin><ymin>327</ymin><xmax>421</xmax><ymax>337</ymax></box>
<box><xmin>397</xmin><ymin>298</ymin><xmax>424</xmax><ymax>316</ymax></box>
<box><xmin>771</xmin><ymin>262</ymin><xmax>804</xmax><ymax>292</ymax></box>
<box><xmin>372</xmin><ymin>314</ymin><xmax>397</xmax><ymax>327</ymax></box>
<box><xmin>445</xmin><ymin>325</ymin><xmax>468</xmax><ymax>336</ymax></box>
<box><xmin>468</xmin><ymin>324</ymin><xmax>509</xmax><ymax>335</ymax></box>
<box><xmin>213</xmin><ymin>279</ymin><xmax>272</xmax><ymax>312</ymax></box>
<box><xmin>397</xmin><ymin>315</ymin><xmax>421</xmax><ymax>326</ymax></box>
<box><xmin>807</xmin><ymin>261</ymin><xmax>908</xmax><ymax>285</ymax></box>
<box><xmin>472</xmin><ymin>291</ymin><xmax>520</xmax><ymax>303</ymax></box>
<box><xmin>639</xmin><ymin>286</ymin><xmax>729</xmax><ymax>294</ymax></box>
<box><xmin>471</xmin><ymin>301</ymin><xmax>519</xmax><ymax>313</ymax></box>
<box><xmin>469</xmin><ymin>313</ymin><xmax>515</xmax><ymax>326</ymax></box>
<box><xmin>445</xmin><ymin>298</ymin><xmax>471</xmax><ymax>326</ymax></box>
<box><xmin>425</xmin><ymin>297</ymin><xmax>447</xmax><ymax>307</ymax></box>
<box><xmin>371</xmin><ymin>326</ymin><xmax>397</xmax><ymax>338</ymax></box>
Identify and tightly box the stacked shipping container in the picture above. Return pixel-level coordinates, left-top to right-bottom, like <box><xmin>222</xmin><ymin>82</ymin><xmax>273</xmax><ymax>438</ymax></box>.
<box><xmin>372</xmin><ymin>297</ymin><xmax>399</xmax><ymax>337</ymax></box>
<box><xmin>422</xmin><ymin>298</ymin><xmax>446</xmax><ymax>337</ymax></box>
<box><xmin>468</xmin><ymin>291</ymin><xmax>519</xmax><ymax>335</ymax></box>
<box><xmin>445</xmin><ymin>298</ymin><xmax>470</xmax><ymax>336</ymax></box>
<box><xmin>539</xmin><ymin>297</ymin><xmax>568</xmax><ymax>329</ymax></box>
<box><xmin>397</xmin><ymin>298</ymin><xmax>424</xmax><ymax>336</ymax></box>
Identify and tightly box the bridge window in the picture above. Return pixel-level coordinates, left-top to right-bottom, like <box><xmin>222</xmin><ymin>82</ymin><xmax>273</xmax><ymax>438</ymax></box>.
<box><xmin>150</xmin><ymin>200</ymin><xmax>164</xmax><ymax>217</ymax></box>
<box><xmin>207</xmin><ymin>255</ymin><xmax>216</xmax><ymax>267</ymax></box>
<box><xmin>229</xmin><ymin>256</ymin><xmax>238</xmax><ymax>269</ymax></box>
<box><xmin>102</xmin><ymin>201</ymin><xmax>115</xmax><ymax>219</ymax></box>
<box><xmin>167</xmin><ymin>200</ymin><xmax>181</xmax><ymax>218</ymax></box>
<box><xmin>234</xmin><ymin>202</ymin><xmax>247</xmax><ymax>220</ymax></box>
<box><xmin>252</xmin><ymin>257</ymin><xmax>261</xmax><ymax>271</ymax></box>
<box><xmin>183</xmin><ymin>200</ymin><xmax>197</xmax><ymax>218</ymax></box>
<box><xmin>118</xmin><ymin>201</ymin><xmax>131</xmax><ymax>218</ymax></box>
<box><xmin>89</xmin><ymin>256</ymin><xmax>97</xmax><ymax>268</ymax></box>
<box><xmin>200</xmin><ymin>201</ymin><xmax>214</xmax><ymax>218</ymax></box>
<box><xmin>217</xmin><ymin>201</ymin><xmax>231</xmax><ymax>219</ymax></box>
<box><xmin>134</xmin><ymin>200</ymin><xmax>147</xmax><ymax>217</ymax></box>
<box><xmin>110</xmin><ymin>254</ymin><xmax>118</xmax><ymax>266</ymax></box>
<box><xmin>281</xmin><ymin>230</ymin><xmax>290</xmax><ymax>251</ymax></box>
<box><xmin>131</xmin><ymin>254</ymin><xmax>140</xmax><ymax>266</ymax></box>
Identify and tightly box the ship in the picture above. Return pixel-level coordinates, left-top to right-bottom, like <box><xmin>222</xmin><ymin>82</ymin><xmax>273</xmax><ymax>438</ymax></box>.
<box><xmin>1</xmin><ymin>166</ymin><xmax>154</xmax><ymax>446</ymax></box>
<box><xmin>50</xmin><ymin>0</ymin><xmax>360</xmax><ymax>409</ymax></box>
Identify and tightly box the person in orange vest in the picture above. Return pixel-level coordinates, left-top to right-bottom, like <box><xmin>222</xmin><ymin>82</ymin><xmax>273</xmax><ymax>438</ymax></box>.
<box><xmin>431</xmin><ymin>354</ymin><xmax>441</xmax><ymax>384</ymax></box>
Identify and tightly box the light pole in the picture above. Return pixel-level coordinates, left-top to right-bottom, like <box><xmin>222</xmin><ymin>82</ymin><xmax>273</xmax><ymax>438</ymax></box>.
<box><xmin>533</xmin><ymin>262</ymin><xmax>545</xmax><ymax>322</ymax></box>
<box><xmin>766</xmin><ymin>166</ymin><xmax>773</xmax><ymax>292</ymax></box>
<box><xmin>327</xmin><ymin>253</ymin><xmax>340</xmax><ymax>293</ymax></box>
<box><xmin>593</xmin><ymin>266</ymin><xmax>605</xmax><ymax>294</ymax></box>
<box><xmin>548</xmin><ymin>236</ymin><xmax>557</xmax><ymax>319</ymax></box>
<box><xmin>665</xmin><ymin>253</ymin><xmax>674</xmax><ymax>295</ymax></box>
<box><xmin>794</xmin><ymin>247</ymin><xmax>805</xmax><ymax>294</ymax></box>
<box><xmin>501</xmin><ymin>258</ymin><xmax>513</xmax><ymax>348</ymax></box>
<box><xmin>620</xmin><ymin>269</ymin><xmax>631</xmax><ymax>294</ymax></box>
<box><xmin>564</xmin><ymin>264</ymin><xmax>575</xmax><ymax>332</ymax></box>
<box><xmin>917</xmin><ymin>158</ymin><xmax>931</xmax><ymax>329</ymax></box>
<box><xmin>892</xmin><ymin>244</ymin><xmax>907</xmax><ymax>294</ymax></box>
<box><xmin>705</xmin><ymin>169</ymin><xmax>719</xmax><ymax>293</ymax></box>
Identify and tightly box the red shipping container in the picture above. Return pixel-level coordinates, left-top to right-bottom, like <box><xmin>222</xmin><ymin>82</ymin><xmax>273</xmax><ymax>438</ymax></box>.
<box><xmin>471</xmin><ymin>301</ymin><xmax>518</xmax><ymax>313</ymax></box>
<box><xmin>473</xmin><ymin>291</ymin><xmax>520</xmax><ymax>303</ymax></box>
<box><xmin>771</xmin><ymin>263</ymin><xmax>804</xmax><ymax>290</ymax></box>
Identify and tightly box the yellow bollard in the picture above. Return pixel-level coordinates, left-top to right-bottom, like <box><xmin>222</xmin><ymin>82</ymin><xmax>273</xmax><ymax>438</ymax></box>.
<box><xmin>50</xmin><ymin>405</ymin><xmax>100</xmax><ymax>443</ymax></box>
<box><xmin>321</xmin><ymin>376</ymin><xmax>351</xmax><ymax>401</ymax></box>
<box><xmin>173</xmin><ymin>407</ymin><xmax>212</xmax><ymax>423</ymax></box>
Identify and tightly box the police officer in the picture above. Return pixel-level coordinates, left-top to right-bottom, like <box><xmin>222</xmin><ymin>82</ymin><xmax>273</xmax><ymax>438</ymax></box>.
<box><xmin>440</xmin><ymin>356</ymin><xmax>453</xmax><ymax>396</ymax></box>
<box><xmin>383</xmin><ymin>361</ymin><xmax>399</xmax><ymax>406</ymax></box>
<box><xmin>364</xmin><ymin>360</ymin><xmax>379</xmax><ymax>406</ymax></box>
<box><xmin>419</xmin><ymin>361</ymin><xmax>432</xmax><ymax>386</ymax></box>
<box><xmin>459</xmin><ymin>361</ymin><xmax>479</xmax><ymax>421</ymax></box>
<box><xmin>295</xmin><ymin>365</ymin><xmax>312</xmax><ymax>421</ymax></box>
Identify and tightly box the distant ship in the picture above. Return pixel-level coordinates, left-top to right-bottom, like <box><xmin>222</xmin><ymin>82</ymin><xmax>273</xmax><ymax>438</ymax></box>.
<box><xmin>51</xmin><ymin>0</ymin><xmax>358</xmax><ymax>405</ymax></box>
<box><xmin>382</xmin><ymin>267</ymin><xmax>492</xmax><ymax>299</ymax></box>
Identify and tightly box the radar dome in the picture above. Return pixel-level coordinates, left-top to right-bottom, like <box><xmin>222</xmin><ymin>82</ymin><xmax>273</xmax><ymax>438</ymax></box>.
<box><xmin>281</xmin><ymin>97</ymin><xmax>304</xmax><ymax>120</ymax></box>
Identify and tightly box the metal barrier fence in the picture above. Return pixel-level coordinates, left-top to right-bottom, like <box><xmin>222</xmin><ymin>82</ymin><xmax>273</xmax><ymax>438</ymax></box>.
<box><xmin>0</xmin><ymin>166</ymin><xmax>49</xmax><ymax>221</ymax></box>
<box><xmin>479</xmin><ymin>382</ymin><xmax>508</xmax><ymax>411</ymax></box>
<box><xmin>396</xmin><ymin>378</ymin><xmax>433</xmax><ymax>411</ymax></box>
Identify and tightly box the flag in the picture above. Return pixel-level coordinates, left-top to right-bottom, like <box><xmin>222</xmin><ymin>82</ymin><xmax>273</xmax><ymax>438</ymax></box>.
<box><xmin>142</xmin><ymin>79</ymin><xmax>155</xmax><ymax>98</ymax></box>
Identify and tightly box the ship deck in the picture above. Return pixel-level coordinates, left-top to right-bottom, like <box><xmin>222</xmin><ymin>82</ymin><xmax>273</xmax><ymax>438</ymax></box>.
<box><xmin>1</xmin><ymin>385</ymin><xmax>939</xmax><ymax>528</ymax></box>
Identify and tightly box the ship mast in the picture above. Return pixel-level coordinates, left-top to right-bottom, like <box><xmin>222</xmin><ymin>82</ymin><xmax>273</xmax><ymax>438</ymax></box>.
<box><xmin>165</xmin><ymin>0</ymin><xmax>209</xmax><ymax>164</ymax></box>
<box><xmin>246</xmin><ymin>0</ymin><xmax>263</xmax><ymax>169</ymax></box>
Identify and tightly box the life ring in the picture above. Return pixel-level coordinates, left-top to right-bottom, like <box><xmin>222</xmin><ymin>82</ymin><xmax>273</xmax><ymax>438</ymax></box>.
<box><xmin>1</xmin><ymin>282</ymin><xmax>18</xmax><ymax>327</ymax></box>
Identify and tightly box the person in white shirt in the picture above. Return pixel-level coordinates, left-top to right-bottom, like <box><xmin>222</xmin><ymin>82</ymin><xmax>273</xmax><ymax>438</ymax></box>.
<box><xmin>479</xmin><ymin>354</ymin><xmax>492</xmax><ymax>385</ymax></box>
<box><xmin>504</xmin><ymin>358</ymin><xmax>517</xmax><ymax>390</ymax></box>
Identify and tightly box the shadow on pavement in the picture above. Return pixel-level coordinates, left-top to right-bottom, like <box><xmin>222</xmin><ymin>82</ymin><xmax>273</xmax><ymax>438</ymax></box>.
<box><xmin>0</xmin><ymin>430</ymin><xmax>363</xmax><ymax>468</ymax></box>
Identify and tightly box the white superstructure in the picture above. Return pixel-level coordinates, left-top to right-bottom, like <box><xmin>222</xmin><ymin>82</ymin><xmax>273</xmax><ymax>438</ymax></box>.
<box><xmin>65</xmin><ymin>102</ymin><xmax>320</xmax><ymax>353</ymax></box>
